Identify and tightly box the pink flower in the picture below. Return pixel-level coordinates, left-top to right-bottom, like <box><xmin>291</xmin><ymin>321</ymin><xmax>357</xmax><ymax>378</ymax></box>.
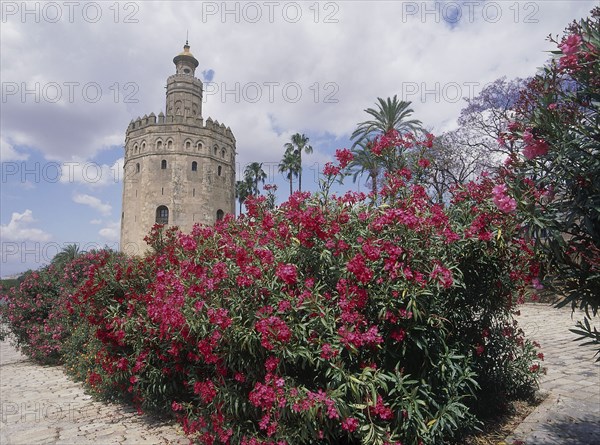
<box><xmin>171</xmin><ymin>401</ymin><xmax>183</xmax><ymax>411</ymax></box>
<box><xmin>532</xmin><ymin>278</ymin><xmax>544</xmax><ymax>290</ymax></box>
<box><xmin>559</xmin><ymin>34</ymin><xmax>582</xmax><ymax>56</ymax></box>
<box><xmin>256</xmin><ymin>316</ymin><xmax>292</xmax><ymax>350</ymax></box>
<box><xmin>492</xmin><ymin>184</ymin><xmax>517</xmax><ymax>213</ymax></box>
<box><xmin>320</xmin><ymin>343</ymin><xmax>338</xmax><ymax>360</ymax></box>
<box><xmin>430</xmin><ymin>263</ymin><xmax>454</xmax><ymax>289</ymax></box>
<box><xmin>341</xmin><ymin>417</ymin><xmax>359</xmax><ymax>432</ymax></box>
<box><xmin>522</xmin><ymin>130</ymin><xmax>549</xmax><ymax>160</ymax></box>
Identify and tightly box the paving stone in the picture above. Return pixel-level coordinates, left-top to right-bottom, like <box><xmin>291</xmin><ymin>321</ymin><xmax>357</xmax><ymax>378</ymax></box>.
<box><xmin>506</xmin><ymin>304</ymin><xmax>600</xmax><ymax>445</ymax></box>
<box><xmin>0</xmin><ymin>337</ymin><xmax>188</xmax><ymax>445</ymax></box>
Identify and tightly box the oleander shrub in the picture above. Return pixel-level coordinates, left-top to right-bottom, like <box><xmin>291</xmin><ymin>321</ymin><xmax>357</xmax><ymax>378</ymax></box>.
<box><xmin>63</xmin><ymin>140</ymin><xmax>542</xmax><ymax>445</ymax></box>
<box><xmin>0</xmin><ymin>250</ymin><xmax>124</xmax><ymax>364</ymax></box>
<box><xmin>499</xmin><ymin>9</ymin><xmax>600</xmax><ymax>356</ymax></box>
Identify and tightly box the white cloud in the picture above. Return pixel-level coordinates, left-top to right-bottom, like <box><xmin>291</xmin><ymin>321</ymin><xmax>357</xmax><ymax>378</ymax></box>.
<box><xmin>0</xmin><ymin>137</ymin><xmax>28</xmax><ymax>161</ymax></box>
<box><xmin>99</xmin><ymin>220</ymin><xmax>120</xmax><ymax>242</ymax></box>
<box><xmin>60</xmin><ymin>158</ymin><xmax>124</xmax><ymax>187</ymax></box>
<box><xmin>0</xmin><ymin>209</ymin><xmax>51</xmax><ymax>241</ymax></box>
<box><xmin>90</xmin><ymin>219</ymin><xmax>102</xmax><ymax>225</ymax></box>
<box><xmin>1</xmin><ymin>1</ymin><xmax>595</xmax><ymax>167</ymax></box>
<box><xmin>73</xmin><ymin>193</ymin><xmax>112</xmax><ymax>216</ymax></box>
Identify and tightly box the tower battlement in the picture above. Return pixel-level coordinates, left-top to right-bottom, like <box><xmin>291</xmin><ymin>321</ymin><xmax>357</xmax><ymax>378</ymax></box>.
<box><xmin>126</xmin><ymin>113</ymin><xmax>234</xmax><ymax>139</ymax></box>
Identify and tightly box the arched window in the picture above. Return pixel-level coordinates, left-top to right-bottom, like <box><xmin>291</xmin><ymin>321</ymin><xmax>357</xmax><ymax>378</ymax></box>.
<box><xmin>221</xmin><ymin>148</ymin><xmax>226</xmax><ymax>158</ymax></box>
<box><xmin>167</xmin><ymin>140</ymin><xmax>173</xmax><ymax>150</ymax></box>
<box><xmin>192</xmin><ymin>161</ymin><xmax>198</xmax><ymax>171</ymax></box>
<box><xmin>134</xmin><ymin>143</ymin><xmax>138</xmax><ymax>153</ymax></box>
<box><xmin>196</xmin><ymin>142</ymin><xmax>203</xmax><ymax>151</ymax></box>
<box><xmin>216</xmin><ymin>209</ymin><xmax>224</xmax><ymax>221</ymax></box>
<box><xmin>156</xmin><ymin>206</ymin><xmax>169</xmax><ymax>224</ymax></box>
<box><xmin>218</xmin><ymin>165</ymin><xmax>222</xmax><ymax>176</ymax></box>
<box><xmin>157</xmin><ymin>140</ymin><xmax>163</xmax><ymax>149</ymax></box>
<box><xmin>186</xmin><ymin>141</ymin><xmax>191</xmax><ymax>150</ymax></box>
<box><xmin>141</xmin><ymin>141</ymin><xmax>146</xmax><ymax>150</ymax></box>
<box><xmin>213</xmin><ymin>146</ymin><xmax>218</xmax><ymax>156</ymax></box>
<box><xmin>136</xmin><ymin>163</ymin><xmax>140</xmax><ymax>173</ymax></box>
<box><xmin>161</xmin><ymin>160</ymin><xmax>167</xmax><ymax>169</ymax></box>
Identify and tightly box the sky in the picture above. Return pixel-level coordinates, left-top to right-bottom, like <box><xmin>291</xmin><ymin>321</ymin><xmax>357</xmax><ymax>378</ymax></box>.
<box><xmin>0</xmin><ymin>0</ymin><xmax>596</xmax><ymax>277</ymax></box>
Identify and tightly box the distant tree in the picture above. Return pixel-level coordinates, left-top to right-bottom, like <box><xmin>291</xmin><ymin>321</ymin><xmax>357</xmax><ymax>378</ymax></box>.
<box><xmin>422</xmin><ymin>77</ymin><xmax>530</xmax><ymax>203</ymax></box>
<box><xmin>51</xmin><ymin>244</ymin><xmax>82</xmax><ymax>270</ymax></box>
<box><xmin>235</xmin><ymin>180</ymin><xmax>251</xmax><ymax>215</ymax></box>
<box><xmin>458</xmin><ymin>76</ymin><xmax>530</xmax><ymax>165</ymax></box>
<box><xmin>278</xmin><ymin>146</ymin><xmax>300</xmax><ymax>197</ymax></box>
<box><xmin>351</xmin><ymin>96</ymin><xmax>423</xmax><ymax>147</ymax></box>
<box><xmin>284</xmin><ymin>133</ymin><xmax>312</xmax><ymax>192</ymax></box>
<box><xmin>348</xmin><ymin>140</ymin><xmax>382</xmax><ymax>198</ymax></box>
<box><xmin>425</xmin><ymin>130</ymin><xmax>490</xmax><ymax>203</ymax></box>
<box><xmin>243</xmin><ymin>162</ymin><xmax>267</xmax><ymax>196</ymax></box>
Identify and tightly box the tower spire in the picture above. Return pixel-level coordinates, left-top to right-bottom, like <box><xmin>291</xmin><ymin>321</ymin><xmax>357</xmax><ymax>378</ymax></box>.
<box><xmin>186</xmin><ymin>30</ymin><xmax>189</xmax><ymax>46</ymax></box>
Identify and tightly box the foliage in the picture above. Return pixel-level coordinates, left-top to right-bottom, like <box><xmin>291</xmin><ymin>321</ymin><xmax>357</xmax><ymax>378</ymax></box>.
<box><xmin>283</xmin><ymin>133</ymin><xmax>313</xmax><ymax>193</ymax></box>
<box><xmin>348</xmin><ymin>140</ymin><xmax>382</xmax><ymax>199</ymax></box>
<box><xmin>351</xmin><ymin>96</ymin><xmax>423</xmax><ymax>147</ymax></box>
<box><xmin>244</xmin><ymin>162</ymin><xmax>268</xmax><ymax>197</ymax></box>
<box><xmin>236</xmin><ymin>180</ymin><xmax>252</xmax><ymax>215</ymax></box>
<box><xmin>501</xmin><ymin>8</ymin><xmax>600</xmax><ymax>357</ymax></box>
<box><xmin>279</xmin><ymin>145</ymin><xmax>301</xmax><ymax>197</ymax></box>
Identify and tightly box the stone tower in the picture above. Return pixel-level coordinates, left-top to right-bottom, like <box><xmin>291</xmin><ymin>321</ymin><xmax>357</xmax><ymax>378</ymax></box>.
<box><xmin>120</xmin><ymin>42</ymin><xmax>236</xmax><ymax>254</ymax></box>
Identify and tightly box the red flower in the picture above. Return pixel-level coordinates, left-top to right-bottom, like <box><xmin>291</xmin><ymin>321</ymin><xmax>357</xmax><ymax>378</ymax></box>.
<box><xmin>323</xmin><ymin>162</ymin><xmax>341</xmax><ymax>176</ymax></box>
<box><xmin>276</xmin><ymin>263</ymin><xmax>298</xmax><ymax>285</ymax></box>
<box><xmin>334</xmin><ymin>148</ymin><xmax>354</xmax><ymax>168</ymax></box>
<box><xmin>88</xmin><ymin>372</ymin><xmax>102</xmax><ymax>387</ymax></box>
<box><xmin>417</xmin><ymin>158</ymin><xmax>430</xmax><ymax>169</ymax></box>
<box><xmin>194</xmin><ymin>380</ymin><xmax>217</xmax><ymax>404</ymax></box>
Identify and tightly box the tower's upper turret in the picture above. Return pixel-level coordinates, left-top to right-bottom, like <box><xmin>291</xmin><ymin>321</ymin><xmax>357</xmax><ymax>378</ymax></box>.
<box><xmin>173</xmin><ymin>41</ymin><xmax>199</xmax><ymax>76</ymax></box>
<box><xmin>166</xmin><ymin>41</ymin><xmax>203</xmax><ymax>117</ymax></box>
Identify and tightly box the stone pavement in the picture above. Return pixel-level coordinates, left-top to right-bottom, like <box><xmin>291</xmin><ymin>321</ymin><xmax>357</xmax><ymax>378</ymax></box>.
<box><xmin>0</xmin><ymin>339</ymin><xmax>187</xmax><ymax>445</ymax></box>
<box><xmin>506</xmin><ymin>303</ymin><xmax>600</xmax><ymax>445</ymax></box>
<box><xmin>0</xmin><ymin>304</ymin><xmax>598</xmax><ymax>444</ymax></box>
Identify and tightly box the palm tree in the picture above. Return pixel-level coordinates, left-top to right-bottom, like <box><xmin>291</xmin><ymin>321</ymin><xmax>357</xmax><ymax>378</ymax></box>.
<box><xmin>284</xmin><ymin>133</ymin><xmax>312</xmax><ymax>192</ymax></box>
<box><xmin>278</xmin><ymin>147</ymin><xmax>300</xmax><ymax>197</ymax></box>
<box><xmin>348</xmin><ymin>140</ymin><xmax>382</xmax><ymax>197</ymax></box>
<box><xmin>244</xmin><ymin>162</ymin><xmax>267</xmax><ymax>196</ymax></box>
<box><xmin>51</xmin><ymin>244</ymin><xmax>82</xmax><ymax>270</ymax></box>
<box><xmin>351</xmin><ymin>96</ymin><xmax>423</xmax><ymax>146</ymax></box>
<box><xmin>235</xmin><ymin>180</ymin><xmax>251</xmax><ymax>215</ymax></box>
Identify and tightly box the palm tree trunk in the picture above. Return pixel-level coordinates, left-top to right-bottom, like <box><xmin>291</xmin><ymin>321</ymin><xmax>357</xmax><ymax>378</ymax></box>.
<box><xmin>370</xmin><ymin>168</ymin><xmax>378</xmax><ymax>198</ymax></box>
<box><xmin>298</xmin><ymin>151</ymin><xmax>302</xmax><ymax>192</ymax></box>
<box><xmin>289</xmin><ymin>174</ymin><xmax>293</xmax><ymax>197</ymax></box>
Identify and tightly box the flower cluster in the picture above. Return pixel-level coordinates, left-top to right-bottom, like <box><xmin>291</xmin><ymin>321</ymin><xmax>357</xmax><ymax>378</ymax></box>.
<box><xmin>521</xmin><ymin>130</ymin><xmax>549</xmax><ymax>160</ymax></box>
<box><xmin>492</xmin><ymin>184</ymin><xmax>517</xmax><ymax>213</ymax></box>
